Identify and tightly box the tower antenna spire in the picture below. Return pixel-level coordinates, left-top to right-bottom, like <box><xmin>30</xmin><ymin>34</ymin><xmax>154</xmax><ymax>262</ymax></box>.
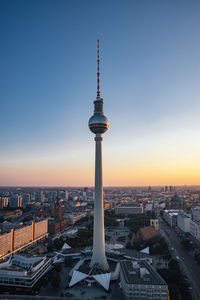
<box><xmin>97</xmin><ymin>39</ymin><xmax>100</xmax><ymax>98</ymax></box>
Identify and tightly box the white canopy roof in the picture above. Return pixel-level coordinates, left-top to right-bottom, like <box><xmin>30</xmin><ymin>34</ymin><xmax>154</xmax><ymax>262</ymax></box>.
<box><xmin>140</xmin><ymin>246</ymin><xmax>149</xmax><ymax>254</ymax></box>
<box><xmin>92</xmin><ymin>272</ymin><xmax>111</xmax><ymax>291</ymax></box>
<box><xmin>62</xmin><ymin>242</ymin><xmax>71</xmax><ymax>250</ymax></box>
<box><xmin>69</xmin><ymin>270</ymin><xmax>88</xmax><ymax>287</ymax></box>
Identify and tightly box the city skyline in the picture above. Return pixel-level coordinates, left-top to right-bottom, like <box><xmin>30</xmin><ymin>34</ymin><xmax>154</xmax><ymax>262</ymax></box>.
<box><xmin>1</xmin><ymin>0</ymin><xmax>200</xmax><ymax>186</ymax></box>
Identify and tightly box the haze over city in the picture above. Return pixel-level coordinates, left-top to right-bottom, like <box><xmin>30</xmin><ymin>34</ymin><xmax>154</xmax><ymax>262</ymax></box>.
<box><xmin>1</xmin><ymin>0</ymin><xmax>200</xmax><ymax>186</ymax></box>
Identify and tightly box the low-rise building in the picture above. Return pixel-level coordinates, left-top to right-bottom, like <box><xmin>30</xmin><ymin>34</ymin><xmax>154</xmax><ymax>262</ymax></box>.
<box><xmin>48</xmin><ymin>218</ymin><xmax>68</xmax><ymax>234</ymax></box>
<box><xmin>133</xmin><ymin>226</ymin><xmax>161</xmax><ymax>247</ymax></box>
<box><xmin>120</xmin><ymin>259</ymin><xmax>168</xmax><ymax>300</ymax></box>
<box><xmin>68</xmin><ymin>212</ymin><xmax>86</xmax><ymax>224</ymax></box>
<box><xmin>115</xmin><ymin>204</ymin><xmax>143</xmax><ymax>215</ymax></box>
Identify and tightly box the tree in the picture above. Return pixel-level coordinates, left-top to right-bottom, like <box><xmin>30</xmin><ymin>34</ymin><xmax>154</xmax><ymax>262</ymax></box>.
<box><xmin>51</xmin><ymin>272</ymin><xmax>60</xmax><ymax>288</ymax></box>
<box><xmin>194</xmin><ymin>252</ymin><xmax>200</xmax><ymax>264</ymax></box>
<box><xmin>168</xmin><ymin>259</ymin><xmax>180</xmax><ymax>272</ymax></box>
<box><xmin>181</xmin><ymin>239</ymin><xmax>192</xmax><ymax>250</ymax></box>
<box><xmin>126</xmin><ymin>241</ymin><xmax>132</xmax><ymax>249</ymax></box>
<box><xmin>54</xmin><ymin>264</ymin><xmax>62</xmax><ymax>272</ymax></box>
<box><xmin>47</xmin><ymin>241</ymin><xmax>53</xmax><ymax>252</ymax></box>
<box><xmin>53</xmin><ymin>238</ymin><xmax>63</xmax><ymax>250</ymax></box>
<box><xmin>64</xmin><ymin>256</ymin><xmax>73</xmax><ymax>266</ymax></box>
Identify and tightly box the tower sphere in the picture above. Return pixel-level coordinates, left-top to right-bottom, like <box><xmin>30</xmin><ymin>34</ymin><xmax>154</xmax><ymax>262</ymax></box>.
<box><xmin>88</xmin><ymin>97</ymin><xmax>109</xmax><ymax>134</ymax></box>
<box><xmin>88</xmin><ymin>113</ymin><xmax>109</xmax><ymax>134</ymax></box>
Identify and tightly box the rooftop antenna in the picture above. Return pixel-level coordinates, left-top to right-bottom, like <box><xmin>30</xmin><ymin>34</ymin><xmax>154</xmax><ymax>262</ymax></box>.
<box><xmin>97</xmin><ymin>39</ymin><xmax>100</xmax><ymax>98</ymax></box>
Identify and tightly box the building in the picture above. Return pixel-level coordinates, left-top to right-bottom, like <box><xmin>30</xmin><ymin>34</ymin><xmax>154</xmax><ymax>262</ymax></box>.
<box><xmin>192</xmin><ymin>207</ymin><xmax>200</xmax><ymax>222</ymax></box>
<box><xmin>88</xmin><ymin>40</ymin><xmax>109</xmax><ymax>271</ymax></box>
<box><xmin>0</xmin><ymin>219</ymin><xmax>48</xmax><ymax>258</ymax></box>
<box><xmin>120</xmin><ymin>259</ymin><xmax>168</xmax><ymax>300</ymax></box>
<box><xmin>0</xmin><ymin>209</ymin><xmax>22</xmax><ymax>220</ymax></box>
<box><xmin>68</xmin><ymin>212</ymin><xmax>86</xmax><ymax>225</ymax></box>
<box><xmin>54</xmin><ymin>199</ymin><xmax>62</xmax><ymax>221</ymax></box>
<box><xmin>0</xmin><ymin>196</ymin><xmax>9</xmax><ymax>209</ymax></box>
<box><xmin>35</xmin><ymin>192</ymin><xmax>45</xmax><ymax>203</ymax></box>
<box><xmin>163</xmin><ymin>209</ymin><xmax>183</xmax><ymax>227</ymax></box>
<box><xmin>150</xmin><ymin>219</ymin><xmax>159</xmax><ymax>231</ymax></box>
<box><xmin>133</xmin><ymin>226</ymin><xmax>161</xmax><ymax>247</ymax></box>
<box><xmin>9</xmin><ymin>195</ymin><xmax>22</xmax><ymax>208</ymax></box>
<box><xmin>115</xmin><ymin>203</ymin><xmax>143</xmax><ymax>215</ymax></box>
<box><xmin>48</xmin><ymin>199</ymin><xmax>69</xmax><ymax>234</ymax></box>
<box><xmin>48</xmin><ymin>218</ymin><xmax>68</xmax><ymax>234</ymax></box>
<box><xmin>177</xmin><ymin>214</ymin><xmax>190</xmax><ymax>233</ymax></box>
<box><xmin>190</xmin><ymin>220</ymin><xmax>200</xmax><ymax>242</ymax></box>
<box><xmin>168</xmin><ymin>194</ymin><xmax>183</xmax><ymax>209</ymax></box>
<box><xmin>22</xmin><ymin>194</ymin><xmax>31</xmax><ymax>207</ymax></box>
<box><xmin>0</xmin><ymin>254</ymin><xmax>52</xmax><ymax>292</ymax></box>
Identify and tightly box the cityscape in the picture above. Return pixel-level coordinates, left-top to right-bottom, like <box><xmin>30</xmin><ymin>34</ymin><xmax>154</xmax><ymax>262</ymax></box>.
<box><xmin>1</xmin><ymin>1</ymin><xmax>200</xmax><ymax>300</ymax></box>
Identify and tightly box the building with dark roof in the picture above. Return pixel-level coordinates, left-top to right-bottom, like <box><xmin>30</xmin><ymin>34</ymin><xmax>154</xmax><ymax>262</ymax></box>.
<box><xmin>133</xmin><ymin>226</ymin><xmax>161</xmax><ymax>247</ymax></box>
<box><xmin>168</xmin><ymin>194</ymin><xmax>183</xmax><ymax>209</ymax></box>
<box><xmin>120</xmin><ymin>259</ymin><xmax>168</xmax><ymax>300</ymax></box>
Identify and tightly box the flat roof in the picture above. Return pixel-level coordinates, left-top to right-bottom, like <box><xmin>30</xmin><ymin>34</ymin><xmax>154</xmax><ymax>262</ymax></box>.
<box><xmin>120</xmin><ymin>260</ymin><xmax>167</xmax><ymax>286</ymax></box>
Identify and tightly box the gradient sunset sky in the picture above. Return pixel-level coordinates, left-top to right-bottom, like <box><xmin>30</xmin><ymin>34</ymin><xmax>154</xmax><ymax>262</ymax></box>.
<box><xmin>1</xmin><ymin>0</ymin><xmax>200</xmax><ymax>186</ymax></box>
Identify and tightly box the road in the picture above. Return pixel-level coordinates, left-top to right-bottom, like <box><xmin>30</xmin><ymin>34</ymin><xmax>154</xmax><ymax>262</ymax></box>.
<box><xmin>159</xmin><ymin>218</ymin><xmax>200</xmax><ymax>300</ymax></box>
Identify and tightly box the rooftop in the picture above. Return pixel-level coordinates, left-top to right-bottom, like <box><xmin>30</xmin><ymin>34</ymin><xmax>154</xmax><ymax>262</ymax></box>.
<box><xmin>120</xmin><ymin>259</ymin><xmax>167</xmax><ymax>285</ymax></box>
<box><xmin>0</xmin><ymin>254</ymin><xmax>48</xmax><ymax>276</ymax></box>
<box><xmin>139</xmin><ymin>226</ymin><xmax>160</xmax><ymax>241</ymax></box>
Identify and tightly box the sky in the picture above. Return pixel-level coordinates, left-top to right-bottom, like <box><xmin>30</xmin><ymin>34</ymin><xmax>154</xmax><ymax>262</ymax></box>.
<box><xmin>0</xmin><ymin>0</ymin><xmax>200</xmax><ymax>186</ymax></box>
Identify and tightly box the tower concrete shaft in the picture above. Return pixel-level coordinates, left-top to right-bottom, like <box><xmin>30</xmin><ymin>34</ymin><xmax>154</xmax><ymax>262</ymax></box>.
<box><xmin>90</xmin><ymin>133</ymin><xmax>109</xmax><ymax>270</ymax></box>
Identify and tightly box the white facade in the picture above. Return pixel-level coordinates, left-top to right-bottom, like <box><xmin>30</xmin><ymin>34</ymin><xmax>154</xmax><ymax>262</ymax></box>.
<box><xmin>177</xmin><ymin>214</ymin><xmax>190</xmax><ymax>233</ymax></box>
<box><xmin>0</xmin><ymin>255</ymin><xmax>52</xmax><ymax>290</ymax></box>
<box><xmin>190</xmin><ymin>220</ymin><xmax>200</xmax><ymax>242</ymax></box>
<box><xmin>192</xmin><ymin>207</ymin><xmax>200</xmax><ymax>222</ymax></box>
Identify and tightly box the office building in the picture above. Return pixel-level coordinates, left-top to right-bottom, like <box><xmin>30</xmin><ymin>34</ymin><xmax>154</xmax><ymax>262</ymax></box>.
<box><xmin>177</xmin><ymin>214</ymin><xmax>190</xmax><ymax>233</ymax></box>
<box><xmin>190</xmin><ymin>220</ymin><xmax>200</xmax><ymax>242</ymax></box>
<box><xmin>120</xmin><ymin>259</ymin><xmax>168</xmax><ymax>300</ymax></box>
<box><xmin>0</xmin><ymin>254</ymin><xmax>52</xmax><ymax>292</ymax></box>
<box><xmin>192</xmin><ymin>207</ymin><xmax>200</xmax><ymax>222</ymax></box>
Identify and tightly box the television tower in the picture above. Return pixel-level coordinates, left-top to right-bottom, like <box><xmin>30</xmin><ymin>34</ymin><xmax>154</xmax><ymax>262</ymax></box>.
<box><xmin>88</xmin><ymin>40</ymin><xmax>109</xmax><ymax>271</ymax></box>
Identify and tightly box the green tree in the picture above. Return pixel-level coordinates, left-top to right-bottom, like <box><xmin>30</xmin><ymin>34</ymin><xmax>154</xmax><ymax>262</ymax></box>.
<box><xmin>54</xmin><ymin>264</ymin><xmax>62</xmax><ymax>272</ymax></box>
<box><xmin>64</xmin><ymin>256</ymin><xmax>73</xmax><ymax>266</ymax></box>
<box><xmin>126</xmin><ymin>241</ymin><xmax>132</xmax><ymax>249</ymax></box>
<box><xmin>51</xmin><ymin>272</ymin><xmax>60</xmax><ymax>288</ymax></box>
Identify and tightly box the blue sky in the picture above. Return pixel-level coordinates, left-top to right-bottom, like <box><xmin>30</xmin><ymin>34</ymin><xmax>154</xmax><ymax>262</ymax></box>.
<box><xmin>1</xmin><ymin>0</ymin><xmax>200</xmax><ymax>186</ymax></box>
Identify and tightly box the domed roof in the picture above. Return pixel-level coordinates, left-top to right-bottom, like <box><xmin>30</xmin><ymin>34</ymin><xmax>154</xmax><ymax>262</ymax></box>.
<box><xmin>171</xmin><ymin>194</ymin><xmax>181</xmax><ymax>202</ymax></box>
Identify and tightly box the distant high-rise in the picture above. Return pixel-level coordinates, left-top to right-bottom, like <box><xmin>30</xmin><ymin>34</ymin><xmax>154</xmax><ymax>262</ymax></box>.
<box><xmin>88</xmin><ymin>40</ymin><xmax>109</xmax><ymax>271</ymax></box>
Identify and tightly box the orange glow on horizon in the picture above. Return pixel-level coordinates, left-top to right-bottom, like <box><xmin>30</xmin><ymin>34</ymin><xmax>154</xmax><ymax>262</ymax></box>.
<box><xmin>1</xmin><ymin>159</ymin><xmax>200</xmax><ymax>186</ymax></box>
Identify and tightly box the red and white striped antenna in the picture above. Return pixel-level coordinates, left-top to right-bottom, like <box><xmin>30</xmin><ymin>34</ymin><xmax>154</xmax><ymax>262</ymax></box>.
<box><xmin>97</xmin><ymin>39</ymin><xmax>100</xmax><ymax>98</ymax></box>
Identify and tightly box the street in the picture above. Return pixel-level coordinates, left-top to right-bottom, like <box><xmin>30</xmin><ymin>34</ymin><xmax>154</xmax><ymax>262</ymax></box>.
<box><xmin>159</xmin><ymin>218</ymin><xmax>200</xmax><ymax>300</ymax></box>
